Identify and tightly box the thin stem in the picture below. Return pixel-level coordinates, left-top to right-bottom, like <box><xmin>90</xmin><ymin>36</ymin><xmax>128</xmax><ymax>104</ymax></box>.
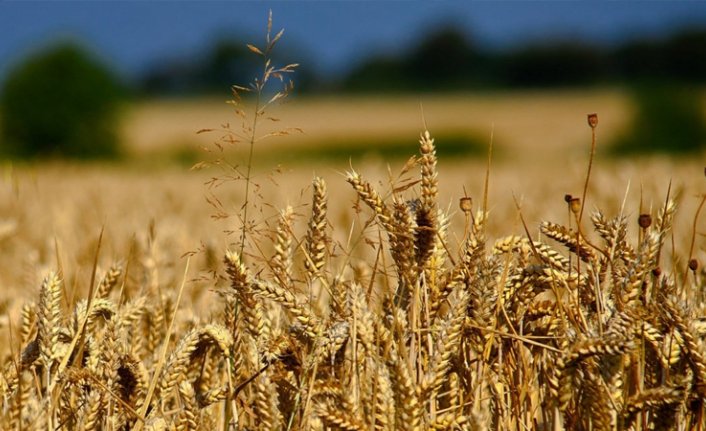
<box><xmin>682</xmin><ymin>194</ymin><xmax>706</xmax><ymax>288</ymax></box>
<box><xmin>579</xmin><ymin>122</ymin><xmax>597</xmax><ymax>225</ymax></box>
<box><xmin>239</xmin><ymin>79</ymin><xmax>264</xmax><ymax>258</ymax></box>
<box><xmin>482</xmin><ymin>124</ymin><xmax>494</xmax><ymax>215</ymax></box>
<box><xmin>654</xmin><ymin>180</ymin><xmax>673</xmax><ymax>269</ymax></box>
<box><xmin>577</xmin><ymin>120</ymin><xmax>597</xmax><ymax>330</ymax></box>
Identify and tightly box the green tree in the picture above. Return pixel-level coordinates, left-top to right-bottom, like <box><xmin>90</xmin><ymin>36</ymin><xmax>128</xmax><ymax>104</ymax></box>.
<box><xmin>1</xmin><ymin>42</ymin><xmax>125</xmax><ymax>159</ymax></box>
<box><xmin>612</xmin><ymin>83</ymin><xmax>706</xmax><ymax>155</ymax></box>
<box><xmin>405</xmin><ymin>27</ymin><xmax>480</xmax><ymax>89</ymax></box>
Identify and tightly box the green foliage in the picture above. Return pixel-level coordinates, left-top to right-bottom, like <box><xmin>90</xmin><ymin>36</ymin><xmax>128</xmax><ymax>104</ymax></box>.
<box><xmin>500</xmin><ymin>42</ymin><xmax>607</xmax><ymax>87</ymax></box>
<box><xmin>344</xmin><ymin>27</ymin><xmax>485</xmax><ymax>92</ymax></box>
<box><xmin>611</xmin><ymin>83</ymin><xmax>706</xmax><ymax>155</ymax></box>
<box><xmin>0</xmin><ymin>42</ymin><xmax>125</xmax><ymax>159</ymax></box>
<box><xmin>614</xmin><ymin>29</ymin><xmax>706</xmax><ymax>84</ymax></box>
<box><xmin>341</xmin><ymin>26</ymin><xmax>706</xmax><ymax>93</ymax></box>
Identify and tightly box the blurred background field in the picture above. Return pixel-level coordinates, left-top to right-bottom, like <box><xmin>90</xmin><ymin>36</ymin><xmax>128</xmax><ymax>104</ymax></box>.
<box><xmin>123</xmin><ymin>90</ymin><xmax>631</xmax><ymax>165</ymax></box>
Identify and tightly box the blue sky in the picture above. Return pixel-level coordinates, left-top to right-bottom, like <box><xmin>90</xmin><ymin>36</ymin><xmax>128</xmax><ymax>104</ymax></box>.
<box><xmin>2</xmin><ymin>2</ymin><xmax>706</xmax><ymax>80</ymax></box>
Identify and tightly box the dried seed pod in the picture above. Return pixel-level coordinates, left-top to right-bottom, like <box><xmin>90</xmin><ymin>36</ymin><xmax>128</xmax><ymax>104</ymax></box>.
<box><xmin>587</xmin><ymin>113</ymin><xmax>598</xmax><ymax>129</ymax></box>
<box><xmin>570</xmin><ymin>198</ymin><xmax>581</xmax><ymax>215</ymax></box>
<box><xmin>652</xmin><ymin>267</ymin><xmax>662</xmax><ymax>277</ymax></box>
<box><xmin>638</xmin><ymin>214</ymin><xmax>652</xmax><ymax>229</ymax></box>
<box><xmin>689</xmin><ymin>258</ymin><xmax>699</xmax><ymax>272</ymax></box>
<box><xmin>459</xmin><ymin>197</ymin><xmax>473</xmax><ymax>214</ymax></box>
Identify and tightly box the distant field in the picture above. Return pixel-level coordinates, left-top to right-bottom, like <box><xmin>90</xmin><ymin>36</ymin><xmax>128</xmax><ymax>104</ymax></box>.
<box><xmin>122</xmin><ymin>89</ymin><xmax>631</xmax><ymax>164</ymax></box>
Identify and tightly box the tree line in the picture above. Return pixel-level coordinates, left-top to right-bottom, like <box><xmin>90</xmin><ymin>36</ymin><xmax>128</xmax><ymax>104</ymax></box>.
<box><xmin>140</xmin><ymin>26</ymin><xmax>706</xmax><ymax>95</ymax></box>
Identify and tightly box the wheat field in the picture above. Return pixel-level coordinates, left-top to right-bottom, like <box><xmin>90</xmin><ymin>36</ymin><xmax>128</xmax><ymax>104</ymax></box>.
<box><xmin>1</xmin><ymin>124</ymin><xmax>705</xmax><ymax>429</ymax></box>
<box><xmin>2</xmin><ymin>17</ymin><xmax>706</xmax><ymax>428</ymax></box>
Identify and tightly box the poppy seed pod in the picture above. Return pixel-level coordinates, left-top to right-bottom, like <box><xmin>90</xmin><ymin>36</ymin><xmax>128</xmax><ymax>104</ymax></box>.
<box><xmin>570</xmin><ymin>198</ymin><xmax>581</xmax><ymax>215</ymax></box>
<box><xmin>638</xmin><ymin>214</ymin><xmax>652</xmax><ymax>229</ymax></box>
<box><xmin>689</xmin><ymin>259</ymin><xmax>699</xmax><ymax>272</ymax></box>
<box><xmin>459</xmin><ymin>197</ymin><xmax>473</xmax><ymax>214</ymax></box>
<box><xmin>587</xmin><ymin>113</ymin><xmax>598</xmax><ymax>129</ymax></box>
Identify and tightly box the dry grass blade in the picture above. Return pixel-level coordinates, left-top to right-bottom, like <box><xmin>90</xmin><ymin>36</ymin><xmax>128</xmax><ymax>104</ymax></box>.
<box><xmin>134</xmin><ymin>257</ymin><xmax>190</xmax><ymax>431</ymax></box>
